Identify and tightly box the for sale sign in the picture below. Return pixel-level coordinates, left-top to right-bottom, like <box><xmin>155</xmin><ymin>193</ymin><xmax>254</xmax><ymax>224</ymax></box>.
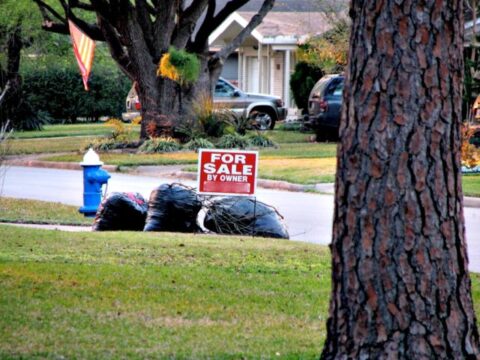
<box><xmin>197</xmin><ymin>149</ymin><xmax>259</xmax><ymax>196</ymax></box>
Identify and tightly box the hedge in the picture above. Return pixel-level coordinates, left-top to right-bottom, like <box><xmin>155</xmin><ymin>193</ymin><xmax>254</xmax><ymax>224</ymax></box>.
<box><xmin>22</xmin><ymin>65</ymin><xmax>131</xmax><ymax>122</ymax></box>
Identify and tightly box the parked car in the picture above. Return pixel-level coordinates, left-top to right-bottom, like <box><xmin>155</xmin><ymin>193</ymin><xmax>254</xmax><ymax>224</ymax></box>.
<box><xmin>305</xmin><ymin>74</ymin><xmax>344</xmax><ymax>139</ymax></box>
<box><xmin>122</xmin><ymin>78</ymin><xmax>286</xmax><ymax>130</ymax></box>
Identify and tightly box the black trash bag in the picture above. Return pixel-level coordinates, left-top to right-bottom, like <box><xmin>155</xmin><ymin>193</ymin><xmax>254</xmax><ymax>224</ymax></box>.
<box><xmin>93</xmin><ymin>192</ymin><xmax>148</xmax><ymax>231</ymax></box>
<box><xmin>203</xmin><ymin>197</ymin><xmax>289</xmax><ymax>239</ymax></box>
<box><xmin>144</xmin><ymin>183</ymin><xmax>202</xmax><ymax>232</ymax></box>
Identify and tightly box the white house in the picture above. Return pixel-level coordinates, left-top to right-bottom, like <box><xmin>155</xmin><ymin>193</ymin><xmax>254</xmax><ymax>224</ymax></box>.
<box><xmin>209</xmin><ymin>10</ymin><xmax>337</xmax><ymax>108</ymax></box>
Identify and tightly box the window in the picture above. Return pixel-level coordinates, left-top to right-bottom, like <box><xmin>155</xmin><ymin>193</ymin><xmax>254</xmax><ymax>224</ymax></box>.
<box><xmin>326</xmin><ymin>79</ymin><xmax>344</xmax><ymax>97</ymax></box>
<box><xmin>332</xmin><ymin>81</ymin><xmax>344</xmax><ymax>96</ymax></box>
<box><xmin>215</xmin><ymin>80</ymin><xmax>235</xmax><ymax>97</ymax></box>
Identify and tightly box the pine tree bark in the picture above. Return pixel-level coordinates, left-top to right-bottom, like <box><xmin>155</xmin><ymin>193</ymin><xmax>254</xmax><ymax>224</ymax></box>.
<box><xmin>322</xmin><ymin>1</ymin><xmax>480</xmax><ymax>358</ymax></box>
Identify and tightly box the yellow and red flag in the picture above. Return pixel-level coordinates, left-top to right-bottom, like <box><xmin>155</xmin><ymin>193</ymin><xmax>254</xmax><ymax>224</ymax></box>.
<box><xmin>68</xmin><ymin>20</ymin><xmax>95</xmax><ymax>91</ymax></box>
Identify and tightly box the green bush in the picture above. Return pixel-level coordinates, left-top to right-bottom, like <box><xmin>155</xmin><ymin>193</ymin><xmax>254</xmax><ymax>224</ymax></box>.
<box><xmin>278</xmin><ymin>122</ymin><xmax>303</xmax><ymax>132</ymax></box>
<box><xmin>216</xmin><ymin>133</ymin><xmax>250</xmax><ymax>149</ymax></box>
<box><xmin>167</xmin><ymin>47</ymin><xmax>200</xmax><ymax>85</ymax></box>
<box><xmin>248</xmin><ymin>134</ymin><xmax>276</xmax><ymax>148</ymax></box>
<box><xmin>22</xmin><ymin>65</ymin><xmax>130</xmax><ymax>123</ymax></box>
<box><xmin>85</xmin><ymin>138</ymin><xmax>118</xmax><ymax>151</ymax></box>
<box><xmin>290</xmin><ymin>61</ymin><xmax>324</xmax><ymax>114</ymax></box>
<box><xmin>184</xmin><ymin>138</ymin><xmax>215</xmax><ymax>151</ymax></box>
<box><xmin>138</xmin><ymin>137</ymin><xmax>182</xmax><ymax>153</ymax></box>
<box><xmin>225</xmin><ymin>111</ymin><xmax>255</xmax><ymax>136</ymax></box>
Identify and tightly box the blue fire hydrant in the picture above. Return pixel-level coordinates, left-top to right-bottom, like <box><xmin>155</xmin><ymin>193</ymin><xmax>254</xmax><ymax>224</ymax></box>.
<box><xmin>79</xmin><ymin>148</ymin><xmax>111</xmax><ymax>217</ymax></box>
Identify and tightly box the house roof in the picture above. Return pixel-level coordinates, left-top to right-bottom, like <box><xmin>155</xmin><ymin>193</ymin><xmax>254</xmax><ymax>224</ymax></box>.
<box><xmin>238</xmin><ymin>11</ymin><xmax>334</xmax><ymax>38</ymax></box>
<box><xmin>208</xmin><ymin>10</ymin><xmax>340</xmax><ymax>47</ymax></box>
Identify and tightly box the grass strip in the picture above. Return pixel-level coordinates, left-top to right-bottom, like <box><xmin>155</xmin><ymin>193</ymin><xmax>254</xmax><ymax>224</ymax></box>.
<box><xmin>0</xmin><ymin>197</ymin><xmax>92</xmax><ymax>226</ymax></box>
<box><xmin>12</xmin><ymin>124</ymin><xmax>140</xmax><ymax>139</ymax></box>
<box><xmin>0</xmin><ymin>225</ymin><xmax>330</xmax><ymax>359</ymax></box>
<box><xmin>6</xmin><ymin>137</ymin><xmax>99</xmax><ymax>155</ymax></box>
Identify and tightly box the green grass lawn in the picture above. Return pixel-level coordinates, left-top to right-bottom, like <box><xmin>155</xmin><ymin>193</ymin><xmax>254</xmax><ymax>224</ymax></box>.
<box><xmin>261</xmin><ymin>142</ymin><xmax>337</xmax><ymax>159</ymax></box>
<box><xmin>268</xmin><ymin>129</ymin><xmax>316</xmax><ymax>144</ymax></box>
<box><xmin>6</xmin><ymin>136</ymin><xmax>99</xmax><ymax>155</ymax></box>
<box><xmin>43</xmin><ymin>151</ymin><xmax>199</xmax><ymax>166</ymax></box>
<box><xmin>0</xmin><ymin>198</ymin><xmax>92</xmax><ymax>225</ymax></box>
<box><xmin>1</xmin><ymin>196</ymin><xmax>480</xmax><ymax>358</ymax></box>
<box><xmin>463</xmin><ymin>174</ymin><xmax>480</xmax><ymax>197</ymax></box>
<box><xmin>11</xmin><ymin>123</ymin><xmax>140</xmax><ymax>139</ymax></box>
<box><xmin>1</xmin><ymin>225</ymin><xmax>480</xmax><ymax>359</ymax></box>
<box><xmin>0</xmin><ymin>225</ymin><xmax>330</xmax><ymax>359</ymax></box>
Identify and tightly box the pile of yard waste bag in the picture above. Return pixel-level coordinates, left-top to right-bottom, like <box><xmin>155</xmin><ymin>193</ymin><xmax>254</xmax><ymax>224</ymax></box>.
<box><xmin>93</xmin><ymin>183</ymin><xmax>289</xmax><ymax>239</ymax></box>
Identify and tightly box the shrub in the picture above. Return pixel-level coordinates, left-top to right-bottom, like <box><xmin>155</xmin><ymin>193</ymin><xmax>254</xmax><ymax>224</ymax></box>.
<box><xmin>216</xmin><ymin>133</ymin><xmax>250</xmax><ymax>149</ymax></box>
<box><xmin>225</xmin><ymin>111</ymin><xmax>255</xmax><ymax>135</ymax></box>
<box><xmin>189</xmin><ymin>92</ymin><xmax>229</xmax><ymax>138</ymax></box>
<box><xmin>248</xmin><ymin>134</ymin><xmax>277</xmax><ymax>148</ymax></box>
<box><xmin>462</xmin><ymin>123</ymin><xmax>480</xmax><ymax>168</ymax></box>
<box><xmin>290</xmin><ymin>61</ymin><xmax>324</xmax><ymax>114</ymax></box>
<box><xmin>158</xmin><ymin>47</ymin><xmax>200</xmax><ymax>85</ymax></box>
<box><xmin>138</xmin><ymin>137</ymin><xmax>182</xmax><ymax>153</ymax></box>
<box><xmin>22</xmin><ymin>65</ymin><xmax>130</xmax><ymax>122</ymax></box>
<box><xmin>132</xmin><ymin>116</ymin><xmax>142</xmax><ymax>125</ymax></box>
<box><xmin>184</xmin><ymin>138</ymin><xmax>215</xmax><ymax>151</ymax></box>
<box><xmin>84</xmin><ymin>137</ymin><xmax>118</xmax><ymax>151</ymax></box>
<box><xmin>278</xmin><ymin>122</ymin><xmax>303</xmax><ymax>131</ymax></box>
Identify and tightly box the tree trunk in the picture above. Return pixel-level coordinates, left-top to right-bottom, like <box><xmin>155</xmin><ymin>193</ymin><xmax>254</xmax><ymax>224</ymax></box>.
<box><xmin>137</xmin><ymin>76</ymin><xmax>176</xmax><ymax>139</ymax></box>
<box><xmin>322</xmin><ymin>1</ymin><xmax>480</xmax><ymax>359</ymax></box>
<box><xmin>136</xmin><ymin>48</ymin><xmax>222</xmax><ymax>140</ymax></box>
<box><xmin>0</xmin><ymin>24</ymin><xmax>23</xmax><ymax>129</ymax></box>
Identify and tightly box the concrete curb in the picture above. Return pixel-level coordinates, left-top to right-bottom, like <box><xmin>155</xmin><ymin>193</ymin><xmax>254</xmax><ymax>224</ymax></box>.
<box><xmin>5</xmin><ymin>159</ymin><xmax>118</xmax><ymax>172</ymax></box>
<box><xmin>0</xmin><ymin>222</ymin><xmax>92</xmax><ymax>232</ymax></box>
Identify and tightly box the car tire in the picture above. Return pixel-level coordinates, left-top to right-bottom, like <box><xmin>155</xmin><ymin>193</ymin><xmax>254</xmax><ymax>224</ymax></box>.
<box><xmin>249</xmin><ymin>109</ymin><xmax>276</xmax><ymax>131</ymax></box>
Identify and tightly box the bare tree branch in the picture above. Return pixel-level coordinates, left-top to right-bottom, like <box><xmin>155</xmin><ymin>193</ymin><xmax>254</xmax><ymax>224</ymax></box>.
<box><xmin>33</xmin><ymin>0</ymin><xmax>68</xmax><ymax>25</ymax></box>
<box><xmin>0</xmin><ymin>81</ymin><xmax>10</xmax><ymax>106</ymax></box>
<box><xmin>135</xmin><ymin>0</ymin><xmax>156</xmax><ymax>54</ymax></box>
<box><xmin>153</xmin><ymin>0</ymin><xmax>179</xmax><ymax>55</ymax></box>
<box><xmin>34</xmin><ymin>0</ymin><xmax>105</xmax><ymax>40</ymax></box>
<box><xmin>69</xmin><ymin>0</ymin><xmax>95</xmax><ymax>11</ymax></box>
<box><xmin>96</xmin><ymin>16</ymin><xmax>135</xmax><ymax>79</ymax></box>
<box><xmin>192</xmin><ymin>0</ymin><xmax>250</xmax><ymax>51</ymax></box>
<box><xmin>212</xmin><ymin>0</ymin><xmax>276</xmax><ymax>63</ymax></box>
<box><xmin>173</xmin><ymin>0</ymin><xmax>209</xmax><ymax>48</ymax></box>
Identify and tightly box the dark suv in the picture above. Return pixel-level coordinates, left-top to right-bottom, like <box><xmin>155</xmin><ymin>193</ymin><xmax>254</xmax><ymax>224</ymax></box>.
<box><xmin>306</xmin><ymin>74</ymin><xmax>344</xmax><ymax>139</ymax></box>
<box><xmin>122</xmin><ymin>78</ymin><xmax>286</xmax><ymax>130</ymax></box>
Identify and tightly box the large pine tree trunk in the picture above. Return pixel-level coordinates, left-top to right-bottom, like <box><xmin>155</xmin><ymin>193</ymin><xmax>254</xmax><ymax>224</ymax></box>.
<box><xmin>322</xmin><ymin>1</ymin><xmax>480</xmax><ymax>358</ymax></box>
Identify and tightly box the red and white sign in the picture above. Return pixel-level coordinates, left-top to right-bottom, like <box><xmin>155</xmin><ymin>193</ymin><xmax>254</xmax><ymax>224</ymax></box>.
<box><xmin>197</xmin><ymin>149</ymin><xmax>258</xmax><ymax>196</ymax></box>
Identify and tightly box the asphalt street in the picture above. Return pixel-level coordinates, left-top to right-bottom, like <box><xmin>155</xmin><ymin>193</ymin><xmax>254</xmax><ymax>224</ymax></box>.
<box><xmin>2</xmin><ymin>166</ymin><xmax>480</xmax><ymax>273</ymax></box>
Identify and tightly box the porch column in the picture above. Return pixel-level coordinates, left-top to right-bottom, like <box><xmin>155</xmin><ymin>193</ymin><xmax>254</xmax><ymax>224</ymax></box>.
<box><xmin>242</xmin><ymin>51</ymin><xmax>247</xmax><ymax>91</ymax></box>
<box><xmin>238</xmin><ymin>49</ymin><xmax>243</xmax><ymax>89</ymax></box>
<box><xmin>267</xmin><ymin>45</ymin><xmax>271</xmax><ymax>94</ymax></box>
<box><xmin>257</xmin><ymin>44</ymin><xmax>263</xmax><ymax>93</ymax></box>
<box><xmin>284</xmin><ymin>49</ymin><xmax>291</xmax><ymax>108</ymax></box>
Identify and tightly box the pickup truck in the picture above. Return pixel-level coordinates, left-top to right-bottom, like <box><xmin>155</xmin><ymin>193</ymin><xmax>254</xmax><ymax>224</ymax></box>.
<box><xmin>122</xmin><ymin>78</ymin><xmax>286</xmax><ymax>130</ymax></box>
